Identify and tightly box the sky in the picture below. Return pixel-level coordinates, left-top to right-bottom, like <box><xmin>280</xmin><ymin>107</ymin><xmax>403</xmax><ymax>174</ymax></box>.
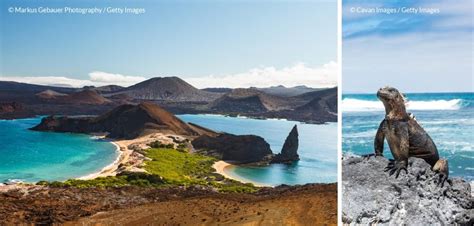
<box><xmin>343</xmin><ymin>0</ymin><xmax>473</xmax><ymax>93</ymax></box>
<box><xmin>0</xmin><ymin>0</ymin><xmax>337</xmax><ymax>88</ymax></box>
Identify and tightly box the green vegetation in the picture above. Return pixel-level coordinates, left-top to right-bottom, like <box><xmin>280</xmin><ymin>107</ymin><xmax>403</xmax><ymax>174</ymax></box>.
<box><xmin>37</xmin><ymin>146</ymin><xmax>257</xmax><ymax>193</ymax></box>
<box><xmin>149</xmin><ymin>141</ymin><xmax>174</xmax><ymax>149</ymax></box>
<box><xmin>36</xmin><ymin>172</ymin><xmax>164</xmax><ymax>189</ymax></box>
<box><xmin>143</xmin><ymin>148</ymin><xmax>214</xmax><ymax>184</ymax></box>
<box><xmin>39</xmin><ymin>176</ymin><xmax>133</xmax><ymax>188</ymax></box>
<box><xmin>176</xmin><ymin>143</ymin><xmax>187</xmax><ymax>152</ymax></box>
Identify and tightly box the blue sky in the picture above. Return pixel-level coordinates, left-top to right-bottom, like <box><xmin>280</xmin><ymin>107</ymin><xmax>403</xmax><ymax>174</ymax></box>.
<box><xmin>0</xmin><ymin>0</ymin><xmax>337</xmax><ymax>88</ymax></box>
<box><xmin>343</xmin><ymin>0</ymin><xmax>473</xmax><ymax>93</ymax></box>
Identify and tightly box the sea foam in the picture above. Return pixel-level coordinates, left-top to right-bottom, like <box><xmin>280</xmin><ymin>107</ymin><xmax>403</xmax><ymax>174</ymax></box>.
<box><xmin>342</xmin><ymin>98</ymin><xmax>462</xmax><ymax>112</ymax></box>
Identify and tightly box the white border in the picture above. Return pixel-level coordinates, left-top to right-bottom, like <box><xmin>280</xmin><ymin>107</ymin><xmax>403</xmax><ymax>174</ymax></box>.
<box><xmin>337</xmin><ymin>0</ymin><xmax>343</xmax><ymax>224</ymax></box>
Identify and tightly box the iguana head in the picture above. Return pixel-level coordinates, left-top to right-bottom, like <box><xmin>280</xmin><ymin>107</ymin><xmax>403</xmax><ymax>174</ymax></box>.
<box><xmin>377</xmin><ymin>86</ymin><xmax>408</xmax><ymax>120</ymax></box>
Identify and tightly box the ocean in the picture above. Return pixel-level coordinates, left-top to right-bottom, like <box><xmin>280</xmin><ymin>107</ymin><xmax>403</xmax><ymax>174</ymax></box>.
<box><xmin>0</xmin><ymin>117</ymin><xmax>118</xmax><ymax>183</ymax></box>
<box><xmin>178</xmin><ymin>114</ymin><xmax>338</xmax><ymax>186</ymax></box>
<box><xmin>1</xmin><ymin>114</ymin><xmax>337</xmax><ymax>186</ymax></box>
<box><xmin>342</xmin><ymin>92</ymin><xmax>474</xmax><ymax>181</ymax></box>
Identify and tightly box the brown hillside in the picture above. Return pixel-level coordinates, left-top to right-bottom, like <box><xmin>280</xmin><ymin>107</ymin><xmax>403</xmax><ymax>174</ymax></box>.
<box><xmin>32</xmin><ymin>102</ymin><xmax>217</xmax><ymax>139</ymax></box>
<box><xmin>110</xmin><ymin>77</ymin><xmax>222</xmax><ymax>102</ymax></box>
<box><xmin>210</xmin><ymin>88</ymin><xmax>291</xmax><ymax>113</ymax></box>
<box><xmin>61</xmin><ymin>90</ymin><xmax>111</xmax><ymax>105</ymax></box>
<box><xmin>35</xmin><ymin>89</ymin><xmax>67</xmax><ymax>100</ymax></box>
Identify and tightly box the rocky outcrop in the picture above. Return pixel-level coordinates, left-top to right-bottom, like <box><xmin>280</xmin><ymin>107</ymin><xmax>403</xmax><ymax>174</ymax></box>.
<box><xmin>192</xmin><ymin>125</ymin><xmax>301</xmax><ymax>165</ymax></box>
<box><xmin>31</xmin><ymin>102</ymin><xmax>216</xmax><ymax>139</ymax></box>
<box><xmin>191</xmin><ymin>133</ymin><xmax>274</xmax><ymax>164</ymax></box>
<box><xmin>342</xmin><ymin>155</ymin><xmax>473</xmax><ymax>225</ymax></box>
<box><xmin>271</xmin><ymin>125</ymin><xmax>299</xmax><ymax>164</ymax></box>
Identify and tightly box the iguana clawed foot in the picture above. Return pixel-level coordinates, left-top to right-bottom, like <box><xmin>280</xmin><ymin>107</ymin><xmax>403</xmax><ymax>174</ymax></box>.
<box><xmin>433</xmin><ymin>159</ymin><xmax>449</xmax><ymax>188</ymax></box>
<box><xmin>436</xmin><ymin>173</ymin><xmax>448</xmax><ymax>187</ymax></box>
<box><xmin>384</xmin><ymin>160</ymin><xmax>407</xmax><ymax>178</ymax></box>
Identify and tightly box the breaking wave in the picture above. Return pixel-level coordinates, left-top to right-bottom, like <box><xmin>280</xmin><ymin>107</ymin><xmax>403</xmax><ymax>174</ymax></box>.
<box><xmin>342</xmin><ymin>98</ymin><xmax>464</xmax><ymax>112</ymax></box>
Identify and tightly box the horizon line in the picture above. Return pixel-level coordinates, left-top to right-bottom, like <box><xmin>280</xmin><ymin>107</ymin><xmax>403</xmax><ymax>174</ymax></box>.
<box><xmin>0</xmin><ymin>78</ymin><xmax>338</xmax><ymax>90</ymax></box>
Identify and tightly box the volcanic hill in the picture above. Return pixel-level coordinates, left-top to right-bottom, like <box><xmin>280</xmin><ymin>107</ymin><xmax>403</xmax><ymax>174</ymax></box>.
<box><xmin>35</xmin><ymin>89</ymin><xmax>67</xmax><ymax>100</ymax></box>
<box><xmin>209</xmin><ymin>88</ymin><xmax>291</xmax><ymax>113</ymax></box>
<box><xmin>31</xmin><ymin>102</ymin><xmax>216</xmax><ymax>139</ymax></box>
<box><xmin>109</xmin><ymin>77</ymin><xmax>221</xmax><ymax>102</ymax></box>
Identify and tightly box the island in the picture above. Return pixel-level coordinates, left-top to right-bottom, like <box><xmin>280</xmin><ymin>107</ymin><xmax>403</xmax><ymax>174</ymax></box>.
<box><xmin>0</xmin><ymin>101</ymin><xmax>337</xmax><ymax>224</ymax></box>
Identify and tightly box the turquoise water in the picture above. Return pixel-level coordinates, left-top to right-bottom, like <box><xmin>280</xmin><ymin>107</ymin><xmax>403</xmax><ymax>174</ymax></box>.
<box><xmin>342</xmin><ymin>92</ymin><xmax>474</xmax><ymax>181</ymax></box>
<box><xmin>0</xmin><ymin>117</ymin><xmax>118</xmax><ymax>183</ymax></box>
<box><xmin>178</xmin><ymin>115</ymin><xmax>337</xmax><ymax>186</ymax></box>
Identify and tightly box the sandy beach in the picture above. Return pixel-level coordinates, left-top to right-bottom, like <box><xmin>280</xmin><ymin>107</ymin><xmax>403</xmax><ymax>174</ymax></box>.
<box><xmin>78</xmin><ymin>133</ymin><xmax>178</xmax><ymax>180</ymax></box>
<box><xmin>79</xmin><ymin>134</ymin><xmax>272</xmax><ymax>188</ymax></box>
<box><xmin>77</xmin><ymin>133</ymin><xmax>193</xmax><ymax>180</ymax></box>
<box><xmin>212</xmin><ymin>161</ymin><xmax>271</xmax><ymax>187</ymax></box>
<box><xmin>77</xmin><ymin>140</ymin><xmax>130</xmax><ymax>180</ymax></box>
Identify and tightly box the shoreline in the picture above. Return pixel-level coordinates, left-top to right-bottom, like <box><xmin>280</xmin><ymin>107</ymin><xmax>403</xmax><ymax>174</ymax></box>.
<box><xmin>212</xmin><ymin>161</ymin><xmax>272</xmax><ymax>187</ymax></box>
<box><xmin>77</xmin><ymin>133</ymin><xmax>187</xmax><ymax>181</ymax></box>
<box><xmin>77</xmin><ymin>140</ymin><xmax>125</xmax><ymax>180</ymax></box>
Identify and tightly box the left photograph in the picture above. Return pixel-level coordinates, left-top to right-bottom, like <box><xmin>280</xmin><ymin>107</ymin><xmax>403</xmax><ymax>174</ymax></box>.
<box><xmin>0</xmin><ymin>0</ymin><xmax>338</xmax><ymax>225</ymax></box>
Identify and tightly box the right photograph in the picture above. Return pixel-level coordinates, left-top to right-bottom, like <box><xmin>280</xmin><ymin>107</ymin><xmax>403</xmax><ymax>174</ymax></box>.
<box><xmin>341</xmin><ymin>0</ymin><xmax>473</xmax><ymax>225</ymax></box>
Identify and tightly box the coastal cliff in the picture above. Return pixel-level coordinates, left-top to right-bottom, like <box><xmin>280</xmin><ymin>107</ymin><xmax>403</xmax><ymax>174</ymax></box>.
<box><xmin>342</xmin><ymin>155</ymin><xmax>473</xmax><ymax>225</ymax></box>
<box><xmin>193</xmin><ymin>125</ymin><xmax>300</xmax><ymax>165</ymax></box>
<box><xmin>192</xmin><ymin>133</ymin><xmax>274</xmax><ymax>164</ymax></box>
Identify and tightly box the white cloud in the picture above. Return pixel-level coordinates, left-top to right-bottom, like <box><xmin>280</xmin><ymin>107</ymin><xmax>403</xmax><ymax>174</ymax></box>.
<box><xmin>0</xmin><ymin>62</ymin><xmax>338</xmax><ymax>89</ymax></box>
<box><xmin>0</xmin><ymin>72</ymin><xmax>146</xmax><ymax>88</ymax></box>
<box><xmin>0</xmin><ymin>76</ymin><xmax>94</xmax><ymax>88</ymax></box>
<box><xmin>186</xmin><ymin>62</ymin><xmax>338</xmax><ymax>89</ymax></box>
<box><xmin>88</xmin><ymin>71</ymin><xmax>146</xmax><ymax>86</ymax></box>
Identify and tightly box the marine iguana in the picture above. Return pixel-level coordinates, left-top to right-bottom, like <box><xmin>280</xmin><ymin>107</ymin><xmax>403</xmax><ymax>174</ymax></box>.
<box><xmin>368</xmin><ymin>86</ymin><xmax>449</xmax><ymax>187</ymax></box>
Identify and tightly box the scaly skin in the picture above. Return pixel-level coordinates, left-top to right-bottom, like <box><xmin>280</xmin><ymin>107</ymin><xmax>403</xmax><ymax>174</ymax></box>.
<box><xmin>370</xmin><ymin>86</ymin><xmax>449</xmax><ymax>187</ymax></box>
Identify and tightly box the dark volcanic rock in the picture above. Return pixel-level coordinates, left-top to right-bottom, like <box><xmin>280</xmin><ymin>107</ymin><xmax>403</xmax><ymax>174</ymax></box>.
<box><xmin>262</xmin><ymin>87</ymin><xmax>338</xmax><ymax>124</ymax></box>
<box><xmin>0</xmin><ymin>102</ymin><xmax>24</xmax><ymax>113</ymax></box>
<box><xmin>191</xmin><ymin>133</ymin><xmax>274</xmax><ymax>164</ymax></box>
<box><xmin>209</xmin><ymin>88</ymin><xmax>291</xmax><ymax>113</ymax></box>
<box><xmin>31</xmin><ymin>102</ymin><xmax>216</xmax><ymax>139</ymax></box>
<box><xmin>0</xmin><ymin>102</ymin><xmax>34</xmax><ymax>119</ymax></box>
<box><xmin>342</xmin><ymin>155</ymin><xmax>473</xmax><ymax>225</ymax></box>
<box><xmin>210</xmin><ymin>95</ymin><xmax>268</xmax><ymax>113</ymax></box>
<box><xmin>271</xmin><ymin>125</ymin><xmax>299</xmax><ymax>164</ymax></box>
<box><xmin>256</xmin><ymin>85</ymin><xmax>318</xmax><ymax>97</ymax></box>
